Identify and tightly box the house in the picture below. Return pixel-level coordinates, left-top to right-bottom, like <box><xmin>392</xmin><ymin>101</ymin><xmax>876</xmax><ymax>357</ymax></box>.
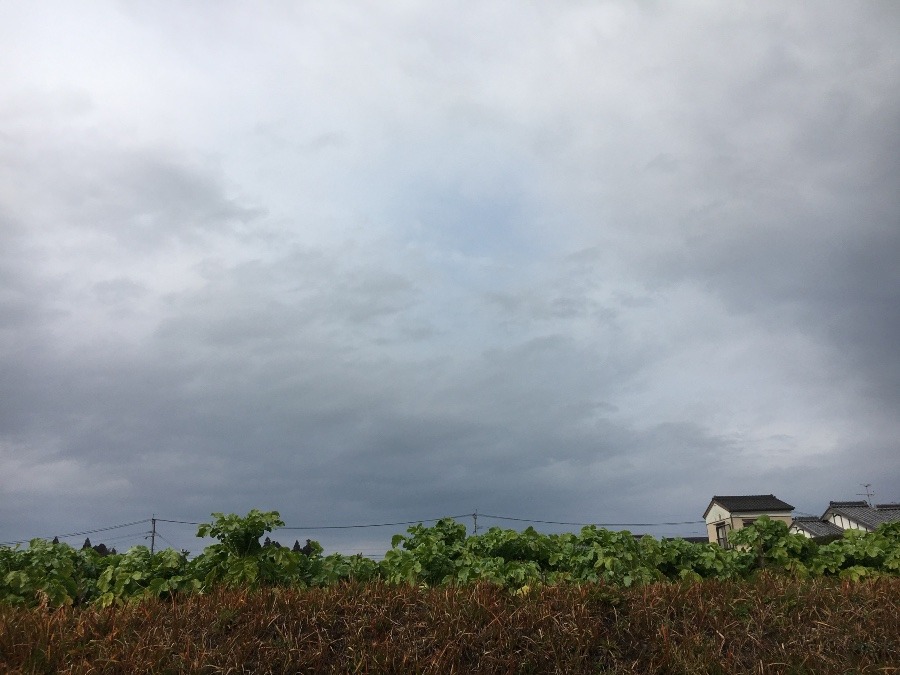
<box><xmin>823</xmin><ymin>501</ymin><xmax>900</xmax><ymax>532</ymax></box>
<box><xmin>791</xmin><ymin>501</ymin><xmax>900</xmax><ymax>537</ymax></box>
<box><xmin>703</xmin><ymin>494</ymin><xmax>794</xmax><ymax>547</ymax></box>
<box><xmin>788</xmin><ymin>516</ymin><xmax>843</xmax><ymax>540</ymax></box>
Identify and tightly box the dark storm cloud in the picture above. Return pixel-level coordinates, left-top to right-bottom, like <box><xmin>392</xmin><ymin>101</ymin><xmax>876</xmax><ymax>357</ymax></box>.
<box><xmin>2</xmin><ymin>2</ymin><xmax>898</xmax><ymax>553</ymax></box>
<box><xmin>647</xmin><ymin>23</ymin><xmax>900</xmax><ymax>410</ymax></box>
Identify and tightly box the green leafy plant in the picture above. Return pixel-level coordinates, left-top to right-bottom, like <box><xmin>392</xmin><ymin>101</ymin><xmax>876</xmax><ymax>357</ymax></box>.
<box><xmin>196</xmin><ymin>509</ymin><xmax>285</xmax><ymax>557</ymax></box>
<box><xmin>727</xmin><ymin>516</ymin><xmax>816</xmax><ymax>575</ymax></box>
<box><xmin>192</xmin><ymin>510</ymin><xmax>289</xmax><ymax>589</ymax></box>
<box><xmin>3</xmin><ymin>510</ymin><xmax>900</xmax><ymax>608</ymax></box>
<box><xmin>1</xmin><ymin>539</ymin><xmax>79</xmax><ymax>606</ymax></box>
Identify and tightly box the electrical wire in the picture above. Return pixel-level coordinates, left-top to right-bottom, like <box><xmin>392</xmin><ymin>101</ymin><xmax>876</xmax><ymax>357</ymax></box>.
<box><xmin>4</xmin><ymin>512</ymin><xmax>708</xmax><ymax>548</ymax></box>
<box><xmin>1</xmin><ymin>519</ymin><xmax>151</xmax><ymax>547</ymax></box>
<box><xmin>154</xmin><ymin>532</ymin><xmax>180</xmax><ymax>550</ymax></box>
<box><xmin>94</xmin><ymin>530</ymin><xmax>152</xmax><ymax>544</ymax></box>
<box><xmin>477</xmin><ymin>513</ymin><xmax>706</xmax><ymax>527</ymax></box>
<box><xmin>276</xmin><ymin>514</ymin><xmax>474</xmax><ymax>530</ymax></box>
<box><xmin>157</xmin><ymin>515</ymin><xmax>473</xmax><ymax>531</ymax></box>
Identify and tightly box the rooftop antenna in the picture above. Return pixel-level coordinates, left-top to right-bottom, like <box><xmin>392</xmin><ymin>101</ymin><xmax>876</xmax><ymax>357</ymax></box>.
<box><xmin>857</xmin><ymin>484</ymin><xmax>875</xmax><ymax>506</ymax></box>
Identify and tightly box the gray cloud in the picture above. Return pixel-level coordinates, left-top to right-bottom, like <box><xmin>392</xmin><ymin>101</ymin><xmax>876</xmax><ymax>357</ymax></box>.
<box><xmin>1</xmin><ymin>2</ymin><xmax>898</xmax><ymax>554</ymax></box>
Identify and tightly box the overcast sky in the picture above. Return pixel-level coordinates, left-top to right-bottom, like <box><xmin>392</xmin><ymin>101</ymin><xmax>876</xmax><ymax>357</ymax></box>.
<box><xmin>1</xmin><ymin>1</ymin><xmax>898</xmax><ymax>556</ymax></box>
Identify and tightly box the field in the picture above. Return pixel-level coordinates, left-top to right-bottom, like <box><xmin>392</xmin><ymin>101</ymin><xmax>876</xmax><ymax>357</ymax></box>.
<box><xmin>2</xmin><ymin>577</ymin><xmax>898</xmax><ymax>674</ymax></box>
<box><xmin>3</xmin><ymin>512</ymin><xmax>899</xmax><ymax>673</ymax></box>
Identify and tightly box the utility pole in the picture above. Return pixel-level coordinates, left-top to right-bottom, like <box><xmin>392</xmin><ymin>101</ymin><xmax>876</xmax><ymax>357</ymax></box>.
<box><xmin>472</xmin><ymin>509</ymin><xmax>478</xmax><ymax>536</ymax></box>
<box><xmin>857</xmin><ymin>484</ymin><xmax>875</xmax><ymax>506</ymax></box>
<box><xmin>150</xmin><ymin>515</ymin><xmax>157</xmax><ymax>556</ymax></box>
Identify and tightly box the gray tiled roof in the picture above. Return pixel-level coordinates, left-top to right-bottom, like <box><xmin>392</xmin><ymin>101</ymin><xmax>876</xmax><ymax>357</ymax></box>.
<box><xmin>704</xmin><ymin>494</ymin><xmax>794</xmax><ymax>518</ymax></box>
<box><xmin>790</xmin><ymin>516</ymin><xmax>843</xmax><ymax>538</ymax></box>
<box><xmin>823</xmin><ymin>502</ymin><xmax>900</xmax><ymax>530</ymax></box>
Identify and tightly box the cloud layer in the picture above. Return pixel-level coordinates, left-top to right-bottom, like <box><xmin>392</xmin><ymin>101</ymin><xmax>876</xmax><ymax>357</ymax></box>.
<box><xmin>1</xmin><ymin>1</ymin><xmax>898</xmax><ymax>553</ymax></box>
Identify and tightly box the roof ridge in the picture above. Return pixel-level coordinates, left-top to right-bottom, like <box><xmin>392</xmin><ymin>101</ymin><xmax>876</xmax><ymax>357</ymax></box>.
<box><xmin>712</xmin><ymin>493</ymin><xmax>777</xmax><ymax>498</ymax></box>
<box><xmin>704</xmin><ymin>495</ymin><xmax>794</xmax><ymax>519</ymax></box>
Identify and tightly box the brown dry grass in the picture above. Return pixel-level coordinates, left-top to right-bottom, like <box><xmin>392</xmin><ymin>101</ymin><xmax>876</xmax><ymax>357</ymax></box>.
<box><xmin>1</xmin><ymin>576</ymin><xmax>897</xmax><ymax>674</ymax></box>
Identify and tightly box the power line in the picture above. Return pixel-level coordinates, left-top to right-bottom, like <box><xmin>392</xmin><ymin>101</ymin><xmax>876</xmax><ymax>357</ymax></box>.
<box><xmin>96</xmin><ymin>530</ymin><xmax>153</xmax><ymax>544</ymax></box>
<box><xmin>1</xmin><ymin>519</ymin><xmax>151</xmax><ymax>547</ymax></box>
<box><xmin>3</xmin><ymin>512</ymin><xmax>707</xmax><ymax>548</ymax></box>
<box><xmin>158</xmin><ymin>513</ymin><xmax>702</xmax><ymax>531</ymax></box>
<box><xmin>276</xmin><ymin>514</ymin><xmax>473</xmax><ymax>531</ymax></box>
<box><xmin>157</xmin><ymin>515</ymin><xmax>473</xmax><ymax>530</ymax></box>
<box><xmin>154</xmin><ymin>532</ymin><xmax>181</xmax><ymax>550</ymax></box>
<box><xmin>477</xmin><ymin>513</ymin><xmax>706</xmax><ymax>527</ymax></box>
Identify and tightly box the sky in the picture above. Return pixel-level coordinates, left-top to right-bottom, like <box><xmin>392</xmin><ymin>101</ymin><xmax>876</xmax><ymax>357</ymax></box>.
<box><xmin>1</xmin><ymin>1</ymin><xmax>898</xmax><ymax>557</ymax></box>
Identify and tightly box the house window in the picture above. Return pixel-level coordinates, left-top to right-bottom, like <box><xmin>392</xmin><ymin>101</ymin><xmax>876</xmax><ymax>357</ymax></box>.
<box><xmin>742</xmin><ymin>519</ymin><xmax>756</xmax><ymax>528</ymax></box>
<box><xmin>715</xmin><ymin>523</ymin><xmax>729</xmax><ymax>548</ymax></box>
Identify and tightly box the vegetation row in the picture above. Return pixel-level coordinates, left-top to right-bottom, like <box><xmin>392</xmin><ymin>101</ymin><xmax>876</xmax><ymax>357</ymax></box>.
<box><xmin>2</xmin><ymin>510</ymin><xmax>899</xmax><ymax>607</ymax></box>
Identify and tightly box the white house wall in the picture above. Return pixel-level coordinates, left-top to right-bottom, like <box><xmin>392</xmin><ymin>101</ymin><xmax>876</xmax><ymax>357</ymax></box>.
<box><xmin>705</xmin><ymin>504</ymin><xmax>731</xmax><ymax>525</ymax></box>
<box><xmin>790</xmin><ymin>526</ymin><xmax>813</xmax><ymax>538</ymax></box>
<box><xmin>704</xmin><ymin>504</ymin><xmax>792</xmax><ymax>544</ymax></box>
<box><xmin>825</xmin><ymin>513</ymin><xmax>870</xmax><ymax>532</ymax></box>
